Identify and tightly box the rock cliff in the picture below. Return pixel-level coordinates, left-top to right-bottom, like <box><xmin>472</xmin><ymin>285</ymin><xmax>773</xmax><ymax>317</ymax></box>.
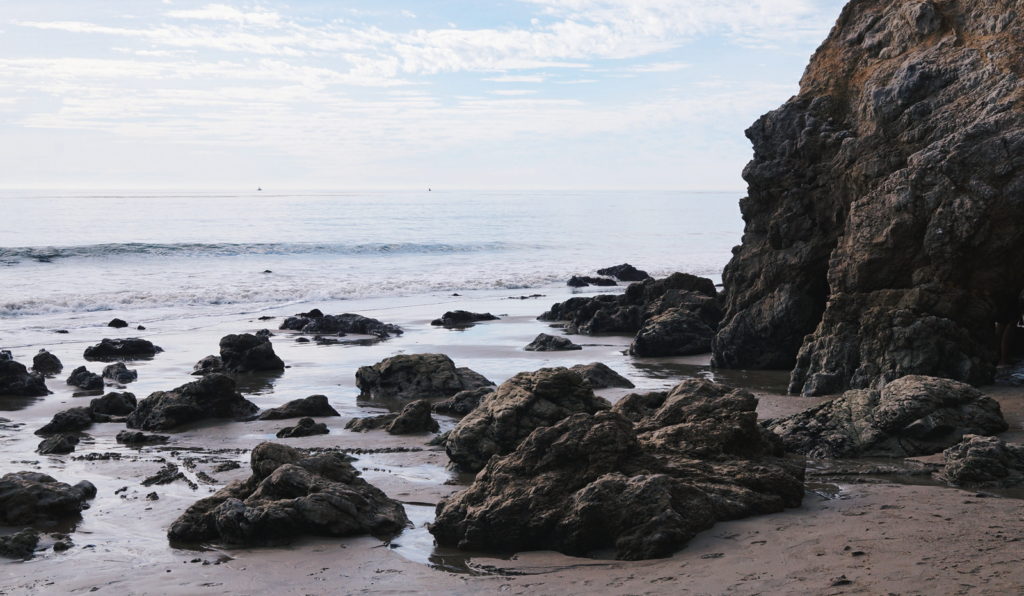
<box><xmin>713</xmin><ymin>0</ymin><xmax>1024</xmax><ymax>395</ymax></box>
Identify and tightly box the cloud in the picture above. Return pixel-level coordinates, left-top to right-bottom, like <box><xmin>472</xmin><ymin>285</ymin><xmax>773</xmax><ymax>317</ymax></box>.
<box><xmin>489</xmin><ymin>89</ymin><xmax>538</xmax><ymax>96</ymax></box>
<box><xmin>164</xmin><ymin>4</ymin><xmax>282</xmax><ymax>27</ymax></box>
<box><xmin>628</xmin><ymin>61</ymin><xmax>690</xmax><ymax>73</ymax></box>
<box><xmin>483</xmin><ymin>74</ymin><xmax>547</xmax><ymax>83</ymax></box>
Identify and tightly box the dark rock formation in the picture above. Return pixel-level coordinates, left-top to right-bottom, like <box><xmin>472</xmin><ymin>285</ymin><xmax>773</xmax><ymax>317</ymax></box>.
<box><xmin>66</xmin><ymin>366</ymin><xmax>103</xmax><ymax>391</ymax></box>
<box><xmin>936</xmin><ymin>435</ymin><xmax>1024</xmax><ymax>488</ymax></box>
<box><xmin>192</xmin><ymin>355</ymin><xmax>224</xmax><ymax>376</ymax></box>
<box><xmin>445</xmin><ymin>368</ymin><xmax>610</xmax><ymax>472</ymax></box>
<box><xmin>629</xmin><ymin>308</ymin><xmax>716</xmax><ymax>357</ymax></box>
<box><xmin>83</xmin><ymin>338</ymin><xmax>162</xmax><ymax>361</ymax></box>
<box><xmin>344</xmin><ymin>413</ymin><xmax>394</xmax><ymax>433</ymax></box>
<box><xmin>567</xmin><ymin>275</ymin><xmax>617</xmax><ymax>288</ymax></box>
<box><xmin>597</xmin><ymin>263</ymin><xmax>652</xmax><ymax>282</ymax></box>
<box><xmin>126</xmin><ymin>373</ymin><xmax>258</xmax><ymax>431</ymax></box>
<box><xmin>37</xmin><ymin>434</ymin><xmax>79</xmax><ymax>455</ymax></box>
<box><xmin>0</xmin><ymin>472</ymin><xmax>97</xmax><ymax>525</ymax></box>
<box><xmin>432</xmin><ymin>387</ymin><xmax>494</xmax><ymax>417</ymax></box>
<box><xmin>430</xmin><ymin>310</ymin><xmax>500</xmax><ymax>327</ymax></box>
<box><xmin>258</xmin><ymin>395</ymin><xmax>339</xmax><ymax>420</ymax></box>
<box><xmin>0</xmin><ymin>529</ymin><xmax>40</xmax><ymax>559</ymax></box>
<box><xmin>107</xmin><ymin>318</ymin><xmax>128</xmax><ymax>328</ymax></box>
<box><xmin>431</xmin><ymin>379</ymin><xmax>803</xmax><ymax>560</ymax></box>
<box><xmin>167</xmin><ymin>442</ymin><xmax>408</xmax><ymax>545</ymax></box>
<box><xmin>102</xmin><ymin>362</ymin><xmax>137</xmax><ymax>384</ymax></box>
<box><xmin>766</xmin><ymin>376</ymin><xmax>1007</xmax><ymax>458</ymax></box>
<box><xmin>524</xmin><ymin>333</ymin><xmax>582</xmax><ymax>352</ymax></box>
<box><xmin>346</xmin><ymin>400</ymin><xmax>439</xmax><ymax>434</ymax></box>
<box><xmin>90</xmin><ymin>391</ymin><xmax>137</xmax><ymax>420</ymax></box>
<box><xmin>355</xmin><ymin>354</ymin><xmax>493</xmax><ymax>401</ymax></box>
<box><xmin>0</xmin><ymin>359</ymin><xmax>49</xmax><ymax>397</ymax></box>
<box><xmin>32</xmin><ymin>350</ymin><xmax>62</xmax><ymax>376</ymax></box>
<box><xmin>279</xmin><ymin>312</ymin><xmax>402</xmax><ymax>338</ymax></box>
<box><xmin>569</xmin><ymin>362</ymin><xmax>635</xmax><ymax>389</ymax></box>
<box><xmin>712</xmin><ymin>0</ymin><xmax>1024</xmax><ymax>396</ymax></box>
<box><xmin>116</xmin><ymin>430</ymin><xmax>169</xmax><ymax>445</ymax></box>
<box><xmin>276</xmin><ymin>417</ymin><xmax>329</xmax><ymax>438</ymax></box>
<box><xmin>219</xmin><ymin>333</ymin><xmax>284</xmax><ymax>373</ymax></box>
<box><xmin>36</xmin><ymin>407</ymin><xmax>93</xmax><ymax>436</ymax></box>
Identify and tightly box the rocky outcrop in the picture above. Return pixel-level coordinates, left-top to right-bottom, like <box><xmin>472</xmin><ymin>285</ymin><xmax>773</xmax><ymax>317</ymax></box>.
<box><xmin>524</xmin><ymin>333</ymin><xmax>582</xmax><ymax>352</ymax></box>
<box><xmin>37</xmin><ymin>434</ymin><xmax>79</xmax><ymax>455</ymax></box>
<box><xmin>66</xmin><ymin>366</ymin><xmax>103</xmax><ymax>390</ymax></box>
<box><xmin>0</xmin><ymin>529</ymin><xmax>40</xmax><ymax>559</ymax></box>
<box><xmin>279</xmin><ymin>311</ymin><xmax>402</xmax><ymax>338</ymax></box>
<box><xmin>107</xmin><ymin>318</ymin><xmax>129</xmax><ymax>328</ymax></box>
<box><xmin>430</xmin><ymin>311</ymin><xmax>499</xmax><ymax>327</ymax></box>
<box><xmin>89</xmin><ymin>391</ymin><xmax>137</xmax><ymax>420</ymax></box>
<box><xmin>0</xmin><ymin>359</ymin><xmax>49</xmax><ymax>396</ymax></box>
<box><xmin>0</xmin><ymin>472</ymin><xmax>97</xmax><ymax>525</ymax></box>
<box><xmin>936</xmin><ymin>435</ymin><xmax>1024</xmax><ymax>488</ymax></box>
<box><xmin>355</xmin><ymin>354</ymin><xmax>493</xmax><ymax>401</ymax></box>
<box><xmin>32</xmin><ymin>350</ymin><xmax>62</xmax><ymax>375</ymax></box>
<box><xmin>218</xmin><ymin>333</ymin><xmax>284</xmax><ymax>373</ymax></box>
<box><xmin>116</xmin><ymin>430</ymin><xmax>168</xmax><ymax>445</ymax></box>
<box><xmin>712</xmin><ymin>0</ymin><xmax>1024</xmax><ymax>396</ymax></box>
<box><xmin>766</xmin><ymin>375</ymin><xmax>1007</xmax><ymax>458</ymax></box>
<box><xmin>445</xmin><ymin>368</ymin><xmax>611</xmax><ymax>472</ymax></box>
<box><xmin>258</xmin><ymin>395</ymin><xmax>339</xmax><ymax>420</ymax></box>
<box><xmin>275</xmin><ymin>417</ymin><xmax>329</xmax><ymax>438</ymax></box>
<box><xmin>597</xmin><ymin>263</ymin><xmax>652</xmax><ymax>282</ymax></box>
<box><xmin>431</xmin><ymin>379</ymin><xmax>803</xmax><ymax>560</ymax></box>
<box><xmin>432</xmin><ymin>387</ymin><xmax>494</xmax><ymax>417</ymax></box>
<box><xmin>569</xmin><ymin>362</ymin><xmax>635</xmax><ymax>389</ymax></box>
<box><xmin>167</xmin><ymin>442</ymin><xmax>408</xmax><ymax>545</ymax></box>
<box><xmin>346</xmin><ymin>400</ymin><xmax>440</xmax><ymax>434</ymax></box>
<box><xmin>567</xmin><ymin>275</ymin><xmax>617</xmax><ymax>288</ymax></box>
<box><xmin>102</xmin><ymin>362</ymin><xmax>137</xmax><ymax>384</ymax></box>
<box><xmin>83</xmin><ymin>338</ymin><xmax>162</xmax><ymax>361</ymax></box>
<box><xmin>630</xmin><ymin>308</ymin><xmax>717</xmax><ymax>357</ymax></box>
<box><xmin>192</xmin><ymin>355</ymin><xmax>224</xmax><ymax>376</ymax></box>
<box><xmin>126</xmin><ymin>373</ymin><xmax>258</xmax><ymax>431</ymax></box>
<box><xmin>35</xmin><ymin>407</ymin><xmax>93</xmax><ymax>436</ymax></box>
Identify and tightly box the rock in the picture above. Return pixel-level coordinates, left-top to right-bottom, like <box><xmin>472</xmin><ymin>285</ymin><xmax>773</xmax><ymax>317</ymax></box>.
<box><xmin>218</xmin><ymin>333</ymin><xmax>284</xmax><ymax>373</ymax></box>
<box><xmin>279</xmin><ymin>312</ymin><xmax>402</xmax><ymax>338</ymax></box>
<box><xmin>37</xmin><ymin>434</ymin><xmax>79</xmax><ymax>455</ymax></box>
<box><xmin>89</xmin><ymin>391</ymin><xmax>137</xmax><ymax>420</ymax></box>
<box><xmin>107</xmin><ymin>318</ymin><xmax>128</xmax><ymax>328</ymax></box>
<box><xmin>0</xmin><ymin>472</ymin><xmax>97</xmax><ymax>525</ymax></box>
<box><xmin>431</xmin><ymin>379</ymin><xmax>803</xmax><ymax>560</ymax></box>
<box><xmin>101</xmin><ymin>362</ymin><xmax>137</xmax><ymax>384</ymax></box>
<box><xmin>258</xmin><ymin>395</ymin><xmax>339</xmax><ymax>420</ymax></box>
<box><xmin>126</xmin><ymin>373</ymin><xmax>258</xmax><ymax>431</ymax></box>
<box><xmin>166</xmin><ymin>442</ymin><xmax>409</xmax><ymax>545</ymax></box>
<box><xmin>569</xmin><ymin>363</ymin><xmax>635</xmax><ymax>389</ymax></box>
<box><xmin>83</xmin><ymin>338</ymin><xmax>162</xmax><ymax>361</ymax></box>
<box><xmin>430</xmin><ymin>310</ymin><xmax>500</xmax><ymax>327</ymax></box>
<box><xmin>0</xmin><ymin>350</ymin><xmax>11</xmax><ymax>361</ymax></box>
<box><xmin>0</xmin><ymin>529</ymin><xmax>40</xmax><ymax>559</ymax></box>
<box><xmin>524</xmin><ymin>333</ymin><xmax>582</xmax><ymax>352</ymax></box>
<box><xmin>445</xmin><ymin>368</ymin><xmax>611</xmax><ymax>472</ymax></box>
<box><xmin>936</xmin><ymin>435</ymin><xmax>1024</xmax><ymax>488</ymax></box>
<box><xmin>66</xmin><ymin>366</ymin><xmax>103</xmax><ymax>391</ymax></box>
<box><xmin>32</xmin><ymin>350</ymin><xmax>63</xmax><ymax>375</ymax></box>
<box><xmin>345</xmin><ymin>414</ymin><xmax>395</xmax><ymax>433</ymax></box>
<box><xmin>433</xmin><ymin>387</ymin><xmax>494</xmax><ymax>417</ymax></box>
<box><xmin>115</xmin><ymin>430</ymin><xmax>169</xmax><ymax>445</ymax></box>
<box><xmin>385</xmin><ymin>400</ymin><xmax>439</xmax><ymax>435</ymax></box>
<box><xmin>567</xmin><ymin>275</ymin><xmax>617</xmax><ymax>287</ymax></box>
<box><xmin>143</xmin><ymin>463</ymin><xmax>189</xmax><ymax>487</ymax></box>
<box><xmin>276</xmin><ymin>417</ymin><xmax>329</xmax><ymax>438</ymax></box>
<box><xmin>629</xmin><ymin>307</ymin><xmax>716</xmax><ymax>357</ymax></box>
<box><xmin>355</xmin><ymin>354</ymin><xmax>494</xmax><ymax>401</ymax></box>
<box><xmin>136</xmin><ymin>325</ymin><xmax>146</xmax><ymax>330</ymax></box>
<box><xmin>766</xmin><ymin>376</ymin><xmax>1008</xmax><ymax>458</ymax></box>
<box><xmin>35</xmin><ymin>407</ymin><xmax>93</xmax><ymax>436</ymax></box>
<box><xmin>255</xmin><ymin>329</ymin><xmax>273</xmax><ymax>339</ymax></box>
<box><xmin>712</xmin><ymin>0</ymin><xmax>1024</xmax><ymax>395</ymax></box>
<box><xmin>597</xmin><ymin>263</ymin><xmax>652</xmax><ymax>282</ymax></box>
<box><xmin>192</xmin><ymin>355</ymin><xmax>224</xmax><ymax>376</ymax></box>
<box><xmin>0</xmin><ymin>359</ymin><xmax>49</xmax><ymax>397</ymax></box>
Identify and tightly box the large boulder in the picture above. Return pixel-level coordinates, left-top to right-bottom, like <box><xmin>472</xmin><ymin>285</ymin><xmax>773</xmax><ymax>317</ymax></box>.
<box><xmin>0</xmin><ymin>472</ymin><xmax>97</xmax><ymax>525</ymax></box>
<box><xmin>258</xmin><ymin>395</ymin><xmax>339</xmax><ymax>420</ymax></box>
<box><xmin>116</xmin><ymin>430</ymin><xmax>168</xmax><ymax>445</ymax></box>
<box><xmin>192</xmin><ymin>355</ymin><xmax>224</xmax><ymax>376</ymax></box>
<box><xmin>37</xmin><ymin>434</ymin><xmax>79</xmax><ymax>455</ymax></box>
<box><xmin>597</xmin><ymin>263</ymin><xmax>652</xmax><ymax>282</ymax></box>
<box><xmin>275</xmin><ymin>417</ymin><xmax>329</xmax><ymax>438</ymax></box>
<box><xmin>355</xmin><ymin>354</ymin><xmax>493</xmax><ymax>401</ymax></box>
<box><xmin>89</xmin><ymin>391</ymin><xmax>137</xmax><ymax>420</ymax></box>
<box><xmin>567</xmin><ymin>275</ymin><xmax>617</xmax><ymax>288</ymax></box>
<box><xmin>524</xmin><ymin>333</ymin><xmax>581</xmax><ymax>352</ymax></box>
<box><xmin>83</xmin><ymin>338</ymin><xmax>162</xmax><ymax>361</ymax></box>
<box><xmin>0</xmin><ymin>529</ymin><xmax>40</xmax><ymax>560</ymax></box>
<box><xmin>431</xmin><ymin>311</ymin><xmax>499</xmax><ymax>327</ymax></box>
<box><xmin>569</xmin><ymin>363</ymin><xmax>634</xmax><ymax>389</ymax></box>
<box><xmin>279</xmin><ymin>311</ymin><xmax>402</xmax><ymax>338</ymax></box>
<box><xmin>219</xmin><ymin>333</ymin><xmax>284</xmax><ymax>373</ymax></box>
<box><xmin>102</xmin><ymin>362</ymin><xmax>137</xmax><ymax>384</ymax></box>
<box><xmin>346</xmin><ymin>400</ymin><xmax>439</xmax><ymax>435</ymax></box>
<box><xmin>66</xmin><ymin>366</ymin><xmax>103</xmax><ymax>391</ymax></box>
<box><xmin>711</xmin><ymin>0</ymin><xmax>1024</xmax><ymax>396</ymax></box>
<box><xmin>126</xmin><ymin>373</ymin><xmax>258</xmax><ymax>431</ymax></box>
<box><xmin>31</xmin><ymin>350</ymin><xmax>63</xmax><ymax>376</ymax></box>
<box><xmin>629</xmin><ymin>307</ymin><xmax>716</xmax><ymax>357</ymax></box>
<box><xmin>431</xmin><ymin>379</ymin><xmax>803</xmax><ymax>560</ymax></box>
<box><xmin>445</xmin><ymin>368</ymin><xmax>611</xmax><ymax>472</ymax></box>
<box><xmin>432</xmin><ymin>387</ymin><xmax>494</xmax><ymax>417</ymax></box>
<box><xmin>35</xmin><ymin>407</ymin><xmax>93</xmax><ymax>436</ymax></box>
<box><xmin>765</xmin><ymin>376</ymin><xmax>1008</xmax><ymax>458</ymax></box>
<box><xmin>166</xmin><ymin>442</ymin><xmax>408</xmax><ymax>545</ymax></box>
<box><xmin>0</xmin><ymin>360</ymin><xmax>49</xmax><ymax>397</ymax></box>
<box><xmin>936</xmin><ymin>435</ymin><xmax>1024</xmax><ymax>488</ymax></box>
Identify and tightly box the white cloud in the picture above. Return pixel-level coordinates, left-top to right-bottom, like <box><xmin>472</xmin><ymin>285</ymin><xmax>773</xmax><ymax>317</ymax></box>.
<box><xmin>483</xmin><ymin>74</ymin><xmax>547</xmax><ymax>83</ymax></box>
<box><xmin>165</xmin><ymin>4</ymin><xmax>282</xmax><ymax>27</ymax></box>
<box><xmin>628</xmin><ymin>61</ymin><xmax>690</xmax><ymax>72</ymax></box>
<box><xmin>489</xmin><ymin>89</ymin><xmax>538</xmax><ymax>96</ymax></box>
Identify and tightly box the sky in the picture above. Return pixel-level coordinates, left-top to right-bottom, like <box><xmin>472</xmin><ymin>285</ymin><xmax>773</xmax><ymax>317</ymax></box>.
<box><xmin>0</xmin><ymin>0</ymin><xmax>848</xmax><ymax>190</ymax></box>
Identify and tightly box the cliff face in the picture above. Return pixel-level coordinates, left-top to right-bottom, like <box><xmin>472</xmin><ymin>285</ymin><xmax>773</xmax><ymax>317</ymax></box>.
<box><xmin>712</xmin><ymin>0</ymin><xmax>1024</xmax><ymax>395</ymax></box>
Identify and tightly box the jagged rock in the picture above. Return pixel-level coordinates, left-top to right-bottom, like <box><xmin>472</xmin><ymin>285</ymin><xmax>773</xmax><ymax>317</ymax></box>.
<box><xmin>192</xmin><ymin>355</ymin><xmax>224</xmax><ymax>376</ymax></box>
<box><xmin>166</xmin><ymin>442</ymin><xmax>409</xmax><ymax>545</ymax></box>
<box><xmin>766</xmin><ymin>376</ymin><xmax>1008</xmax><ymax>458</ymax></box>
<box><xmin>629</xmin><ymin>307</ymin><xmax>716</xmax><ymax>357</ymax></box>
<box><xmin>0</xmin><ymin>529</ymin><xmax>40</xmax><ymax>559</ymax></box>
<box><xmin>126</xmin><ymin>373</ymin><xmax>258</xmax><ymax>431</ymax></box>
<box><xmin>32</xmin><ymin>350</ymin><xmax>62</xmax><ymax>375</ymax></box>
<box><xmin>712</xmin><ymin>0</ymin><xmax>1024</xmax><ymax>396</ymax></box>
<box><xmin>355</xmin><ymin>354</ymin><xmax>494</xmax><ymax>401</ymax></box>
<box><xmin>102</xmin><ymin>362</ymin><xmax>137</xmax><ymax>384</ymax></box>
<box><xmin>936</xmin><ymin>435</ymin><xmax>1024</xmax><ymax>488</ymax></box>
<box><xmin>35</xmin><ymin>407</ymin><xmax>93</xmax><ymax>436</ymax></box>
<box><xmin>0</xmin><ymin>350</ymin><xmax>10</xmax><ymax>361</ymax></box>
<box><xmin>258</xmin><ymin>395</ymin><xmax>339</xmax><ymax>420</ymax></box>
<box><xmin>433</xmin><ymin>387</ymin><xmax>494</xmax><ymax>417</ymax></box>
<box><xmin>37</xmin><ymin>434</ymin><xmax>79</xmax><ymax>455</ymax></box>
<box><xmin>430</xmin><ymin>310</ymin><xmax>499</xmax><ymax>327</ymax></box>
<box><xmin>219</xmin><ymin>333</ymin><xmax>284</xmax><ymax>373</ymax></box>
<box><xmin>279</xmin><ymin>312</ymin><xmax>402</xmax><ymax>338</ymax></box>
<box><xmin>0</xmin><ymin>359</ymin><xmax>49</xmax><ymax>397</ymax></box>
<box><xmin>445</xmin><ymin>368</ymin><xmax>611</xmax><ymax>472</ymax></box>
<box><xmin>524</xmin><ymin>333</ymin><xmax>582</xmax><ymax>352</ymax></box>
<box><xmin>385</xmin><ymin>400</ymin><xmax>439</xmax><ymax>435</ymax></box>
<box><xmin>66</xmin><ymin>366</ymin><xmax>103</xmax><ymax>390</ymax></box>
<box><xmin>142</xmin><ymin>463</ymin><xmax>188</xmax><ymax>487</ymax></box>
<box><xmin>431</xmin><ymin>379</ymin><xmax>803</xmax><ymax>560</ymax></box>
<box><xmin>116</xmin><ymin>430</ymin><xmax>169</xmax><ymax>445</ymax></box>
<box><xmin>597</xmin><ymin>263</ymin><xmax>652</xmax><ymax>282</ymax></box>
<box><xmin>567</xmin><ymin>275</ymin><xmax>617</xmax><ymax>287</ymax></box>
<box><xmin>255</xmin><ymin>329</ymin><xmax>273</xmax><ymax>339</ymax></box>
<box><xmin>83</xmin><ymin>338</ymin><xmax>162</xmax><ymax>361</ymax></box>
<box><xmin>345</xmin><ymin>413</ymin><xmax>395</xmax><ymax>433</ymax></box>
<box><xmin>0</xmin><ymin>472</ymin><xmax>97</xmax><ymax>525</ymax></box>
<box><xmin>276</xmin><ymin>417</ymin><xmax>329</xmax><ymax>438</ymax></box>
<box><xmin>107</xmin><ymin>318</ymin><xmax>128</xmax><ymax>328</ymax></box>
<box><xmin>89</xmin><ymin>391</ymin><xmax>137</xmax><ymax>420</ymax></box>
<box><xmin>569</xmin><ymin>363</ymin><xmax>635</xmax><ymax>389</ymax></box>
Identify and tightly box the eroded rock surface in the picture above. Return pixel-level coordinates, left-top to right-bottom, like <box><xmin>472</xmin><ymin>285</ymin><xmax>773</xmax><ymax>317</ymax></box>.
<box><xmin>37</xmin><ymin>434</ymin><xmax>79</xmax><ymax>455</ymax></box>
<box><xmin>219</xmin><ymin>333</ymin><xmax>284</xmax><ymax>373</ymax></box>
<box><xmin>432</xmin><ymin>387</ymin><xmax>494</xmax><ymax>417</ymax></box>
<box><xmin>276</xmin><ymin>417</ymin><xmax>329</xmax><ymax>438</ymax></box>
<box><xmin>937</xmin><ymin>435</ymin><xmax>1024</xmax><ymax>488</ymax></box>
<box><xmin>279</xmin><ymin>311</ymin><xmax>402</xmax><ymax>338</ymax></box>
<box><xmin>126</xmin><ymin>373</ymin><xmax>258</xmax><ymax>431</ymax></box>
<box><xmin>0</xmin><ymin>472</ymin><xmax>97</xmax><ymax>525</ymax></box>
<box><xmin>102</xmin><ymin>362</ymin><xmax>137</xmax><ymax>384</ymax></box>
<box><xmin>83</xmin><ymin>338</ymin><xmax>162</xmax><ymax>361</ymax></box>
<box><xmin>355</xmin><ymin>353</ymin><xmax>493</xmax><ymax>401</ymax></box>
<box><xmin>66</xmin><ymin>366</ymin><xmax>103</xmax><ymax>391</ymax></box>
<box><xmin>524</xmin><ymin>333</ymin><xmax>582</xmax><ymax>352</ymax></box>
<box><xmin>0</xmin><ymin>360</ymin><xmax>49</xmax><ymax>397</ymax></box>
<box><xmin>258</xmin><ymin>395</ymin><xmax>339</xmax><ymax>420</ymax></box>
<box><xmin>597</xmin><ymin>263</ymin><xmax>651</xmax><ymax>282</ymax></box>
<box><xmin>569</xmin><ymin>362</ymin><xmax>635</xmax><ymax>389</ymax></box>
<box><xmin>32</xmin><ymin>350</ymin><xmax>62</xmax><ymax>376</ymax></box>
<box><xmin>430</xmin><ymin>310</ymin><xmax>499</xmax><ymax>327</ymax></box>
